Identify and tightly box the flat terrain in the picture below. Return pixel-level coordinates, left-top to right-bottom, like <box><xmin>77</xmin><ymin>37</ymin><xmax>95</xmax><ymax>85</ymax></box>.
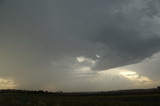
<box><xmin>0</xmin><ymin>92</ymin><xmax>160</xmax><ymax>106</ymax></box>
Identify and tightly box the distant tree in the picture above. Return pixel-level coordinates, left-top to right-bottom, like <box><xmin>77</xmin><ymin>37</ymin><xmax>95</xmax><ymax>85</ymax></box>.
<box><xmin>158</xmin><ymin>86</ymin><xmax>160</xmax><ymax>89</ymax></box>
<box><xmin>57</xmin><ymin>91</ymin><xmax>63</xmax><ymax>94</ymax></box>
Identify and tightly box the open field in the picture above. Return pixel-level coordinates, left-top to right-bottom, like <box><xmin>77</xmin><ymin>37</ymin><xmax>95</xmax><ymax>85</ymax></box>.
<box><xmin>0</xmin><ymin>90</ymin><xmax>160</xmax><ymax>106</ymax></box>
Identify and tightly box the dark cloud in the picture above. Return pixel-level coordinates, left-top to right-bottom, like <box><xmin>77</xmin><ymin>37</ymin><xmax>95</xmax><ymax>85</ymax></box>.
<box><xmin>92</xmin><ymin>23</ymin><xmax>160</xmax><ymax>70</ymax></box>
<box><xmin>0</xmin><ymin>0</ymin><xmax>160</xmax><ymax>90</ymax></box>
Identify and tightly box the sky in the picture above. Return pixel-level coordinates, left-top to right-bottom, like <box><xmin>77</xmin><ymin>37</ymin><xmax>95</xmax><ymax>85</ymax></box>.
<box><xmin>0</xmin><ymin>0</ymin><xmax>160</xmax><ymax>92</ymax></box>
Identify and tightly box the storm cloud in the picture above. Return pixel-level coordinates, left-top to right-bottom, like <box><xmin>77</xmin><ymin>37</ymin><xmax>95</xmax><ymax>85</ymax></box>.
<box><xmin>0</xmin><ymin>0</ymin><xmax>160</xmax><ymax>91</ymax></box>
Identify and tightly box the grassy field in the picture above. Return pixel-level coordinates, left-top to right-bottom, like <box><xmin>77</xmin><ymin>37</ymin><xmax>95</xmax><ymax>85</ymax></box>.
<box><xmin>0</xmin><ymin>93</ymin><xmax>160</xmax><ymax>106</ymax></box>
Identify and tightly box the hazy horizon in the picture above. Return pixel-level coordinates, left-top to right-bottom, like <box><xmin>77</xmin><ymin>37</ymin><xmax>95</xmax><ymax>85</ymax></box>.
<box><xmin>1</xmin><ymin>0</ymin><xmax>160</xmax><ymax>92</ymax></box>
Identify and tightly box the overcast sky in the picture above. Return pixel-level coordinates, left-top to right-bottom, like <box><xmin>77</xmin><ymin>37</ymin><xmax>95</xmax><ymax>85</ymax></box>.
<box><xmin>0</xmin><ymin>0</ymin><xmax>160</xmax><ymax>92</ymax></box>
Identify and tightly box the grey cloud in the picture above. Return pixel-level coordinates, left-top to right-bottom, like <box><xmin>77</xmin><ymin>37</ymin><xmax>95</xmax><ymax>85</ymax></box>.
<box><xmin>92</xmin><ymin>25</ymin><xmax>160</xmax><ymax>70</ymax></box>
<box><xmin>143</xmin><ymin>0</ymin><xmax>160</xmax><ymax>18</ymax></box>
<box><xmin>89</xmin><ymin>0</ymin><xmax>160</xmax><ymax>70</ymax></box>
<box><xmin>0</xmin><ymin>0</ymin><xmax>160</xmax><ymax>90</ymax></box>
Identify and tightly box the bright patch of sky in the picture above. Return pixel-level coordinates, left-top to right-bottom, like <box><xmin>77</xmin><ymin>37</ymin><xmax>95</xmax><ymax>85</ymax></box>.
<box><xmin>0</xmin><ymin>77</ymin><xmax>16</xmax><ymax>89</ymax></box>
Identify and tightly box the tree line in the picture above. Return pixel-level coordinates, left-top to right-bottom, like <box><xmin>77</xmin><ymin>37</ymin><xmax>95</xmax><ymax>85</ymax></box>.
<box><xmin>0</xmin><ymin>89</ymin><xmax>63</xmax><ymax>94</ymax></box>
